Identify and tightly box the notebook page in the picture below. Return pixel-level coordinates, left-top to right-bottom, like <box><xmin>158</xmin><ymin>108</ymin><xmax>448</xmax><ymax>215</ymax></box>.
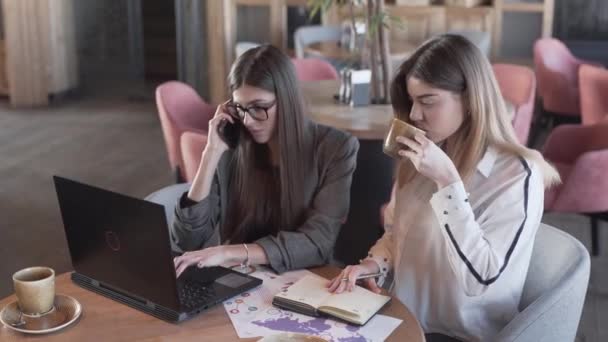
<box><xmin>273</xmin><ymin>274</ymin><xmax>332</xmax><ymax>310</ymax></box>
<box><xmin>320</xmin><ymin>284</ymin><xmax>390</xmax><ymax>323</ymax></box>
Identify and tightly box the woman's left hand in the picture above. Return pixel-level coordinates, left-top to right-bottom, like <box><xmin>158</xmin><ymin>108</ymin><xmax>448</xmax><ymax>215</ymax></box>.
<box><xmin>174</xmin><ymin>246</ymin><xmax>234</xmax><ymax>278</ymax></box>
<box><xmin>397</xmin><ymin>133</ymin><xmax>461</xmax><ymax>189</ymax></box>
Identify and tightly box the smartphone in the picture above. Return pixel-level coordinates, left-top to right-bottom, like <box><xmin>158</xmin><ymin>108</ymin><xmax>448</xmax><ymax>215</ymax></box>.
<box><xmin>217</xmin><ymin>119</ymin><xmax>241</xmax><ymax>149</ymax></box>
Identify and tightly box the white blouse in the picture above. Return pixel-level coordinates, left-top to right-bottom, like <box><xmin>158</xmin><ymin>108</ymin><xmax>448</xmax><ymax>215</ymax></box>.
<box><xmin>367</xmin><ymin>146</ymin><xmax>544</xmax><ymax>341</ymax></box>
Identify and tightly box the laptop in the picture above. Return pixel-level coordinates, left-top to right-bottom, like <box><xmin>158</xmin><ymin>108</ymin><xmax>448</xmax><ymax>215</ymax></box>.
<box><xmin>53</xmin><ymin>176</ymin><xmax>262</xmax><ymax>323</ymax></box>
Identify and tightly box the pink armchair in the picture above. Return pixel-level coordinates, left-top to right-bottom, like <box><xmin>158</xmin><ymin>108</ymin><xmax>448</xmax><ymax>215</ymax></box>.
<box><xmin>155</xmin><ymin>81</ymin><xmax>215</xmax><ymax>182</ymax></box>
<box><xmin>579</xmin><ymin>64</ymin><xmax>608</xmax><ymax>126</ymax></box>
<box><xmin>531</xmin><ymin>38</ymin><xmax>590</xmax><ymax>145</ymax></box>
<box><xmin>534</xmin><ymin>38</ymin><xmax>585</xmax><ymax>119</ymax></box>
<box><xmin>543</xmin><ymin>120</ymin><xmax>608</xmax><ymax>256</ymax></box>
<box><xmin>291</xmin><ymin>58</ymin><xmax>339</xmax><ymax>81</ymax></box>
<box><xmin>180</xmin><ymin>131</ymin><xmax>208</xmax><ymax>182</ymax></box>
<box><xmin>493</xmin><ymin>63</ymin><xmax>536</xmax><ymax>146</ymax></box>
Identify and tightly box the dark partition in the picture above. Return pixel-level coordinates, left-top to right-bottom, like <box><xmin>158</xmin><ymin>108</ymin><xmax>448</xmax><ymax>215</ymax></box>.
<box><xmin>334</xmin><ymin>139</ymin><xmax>395</xmax><ymax>265</ymax></box>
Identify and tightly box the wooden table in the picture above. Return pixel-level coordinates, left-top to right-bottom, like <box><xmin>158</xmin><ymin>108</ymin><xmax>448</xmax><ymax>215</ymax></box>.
<box><xmin>302</xmin><ymin>80</ymin><xmax>394</xmax><ymax>140</ymax></box>
<box><xmin>304</xmin><ymin>41</ymin><xmax>416</xmax><ymax>63</ymax></box>
<box><xmin>0</xmin><ymin>267</ymin><xmax>425</xmax><ymax>341</ymax></box>
<box><xmin>301</xmin><ymin>80</ymin><xmax>515</xmax><ymax>139</ymax></box>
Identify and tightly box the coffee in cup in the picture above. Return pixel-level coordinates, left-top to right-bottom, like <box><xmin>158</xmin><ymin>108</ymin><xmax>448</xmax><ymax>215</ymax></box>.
<box><xmin>383</xmin><ymin>118</ymin><xmax>426</xmax><ymax>159</ymax></box>
<box><xmin>12</xmin><ymin>266</ymin><xmax>56</xmax><ymax>316</ymax></box>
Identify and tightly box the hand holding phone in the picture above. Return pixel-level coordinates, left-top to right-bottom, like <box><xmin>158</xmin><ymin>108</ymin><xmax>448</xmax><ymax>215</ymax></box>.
<box><xmin>206</xmin><ymin>101</ymin><xmax>240</xmax><ymax>155</ymax></box>
<box><xmin>216</xmin><ymin>118</ymin><xmax>241</xmax><ymax>149</ymax></box>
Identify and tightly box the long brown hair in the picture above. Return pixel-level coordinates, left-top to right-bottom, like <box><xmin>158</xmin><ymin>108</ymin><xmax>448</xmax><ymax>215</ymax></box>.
<box><xmin>390</xmin><ymin>34</ymin><xmax>559</xmax><ymax>188</ymax></box>
<box><xmin>223</xmin><ymin>45</ymin><xmax>314</xmax><ymax>243</ymax></box>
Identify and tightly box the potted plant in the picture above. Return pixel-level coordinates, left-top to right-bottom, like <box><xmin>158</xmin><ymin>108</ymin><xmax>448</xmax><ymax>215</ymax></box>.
<box><xmin>308</xmin><ymin>0</ymin><xmax>401</xmax><ymax>104</ymax></box>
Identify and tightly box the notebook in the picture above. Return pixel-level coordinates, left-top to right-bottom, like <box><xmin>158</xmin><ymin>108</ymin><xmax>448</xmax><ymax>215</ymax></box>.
<box><xmin>272</xmin><ymin>274</ymin><xmax>390</xmax><ymax>325</ymax></box>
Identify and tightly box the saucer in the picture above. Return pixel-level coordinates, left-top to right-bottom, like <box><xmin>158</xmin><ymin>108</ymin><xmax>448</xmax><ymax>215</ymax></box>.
<box><xmin>0</xmin><ymin>294</ymin><xmax>82</xmax><ymax>334</ymax></box>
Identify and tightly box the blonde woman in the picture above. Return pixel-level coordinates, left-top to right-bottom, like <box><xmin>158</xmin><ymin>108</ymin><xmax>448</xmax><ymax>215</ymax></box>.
<box><xmin>328</xmin><ymin>34</ymin><xmax>560</xmax><ymax>341</ymax></box>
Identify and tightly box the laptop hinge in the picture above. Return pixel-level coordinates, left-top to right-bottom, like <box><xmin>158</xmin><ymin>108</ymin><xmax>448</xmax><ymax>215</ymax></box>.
<box><xmin>71</xmin><ymin>272</ymin><xmax>178</xmax><ymax>322</ymax></box>
<box><xmin>98</xmin><ymin>281</ymin><xmax>149</xmax><ymax>307</ymax></box>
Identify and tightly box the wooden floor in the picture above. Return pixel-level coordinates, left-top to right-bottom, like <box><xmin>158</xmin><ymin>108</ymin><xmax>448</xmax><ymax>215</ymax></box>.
<box><xmin>0</xmin><ymin>88</ymin><xmax>606</xmax><ymax>341</ymax></box>
<box><xmin>0</xmin><ymin>87</ymin><xmax>172</xmax><ymax>301</ymax></box>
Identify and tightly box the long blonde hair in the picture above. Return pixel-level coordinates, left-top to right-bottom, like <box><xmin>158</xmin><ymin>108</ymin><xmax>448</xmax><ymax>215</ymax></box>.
<box><xmin>390</xmin><ymin>34</ymin><xmax>560</xmax><ymax>188</ymax></box>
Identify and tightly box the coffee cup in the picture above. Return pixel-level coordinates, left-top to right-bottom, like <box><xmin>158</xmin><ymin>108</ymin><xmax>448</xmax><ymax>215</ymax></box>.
<box><xmin>383</xmin><ymin>118</ymin><xmax>426</xmax><ymax>159</ymax></box>
<box><xmin>12</xmin><ymin>266</ymin><xmax>56</xmax><ymax>316</ymax></box>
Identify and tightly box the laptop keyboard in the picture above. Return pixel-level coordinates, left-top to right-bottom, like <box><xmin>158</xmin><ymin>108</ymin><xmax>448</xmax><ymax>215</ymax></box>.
<box><xmin>178</xmin><ymin>280</ymin><xmax>218</xmax><ymax>310</ymax></box>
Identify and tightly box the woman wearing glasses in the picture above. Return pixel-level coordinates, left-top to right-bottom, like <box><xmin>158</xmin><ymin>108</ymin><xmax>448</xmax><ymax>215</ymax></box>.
<box><xmin>172</xmin><ymin>45</ymin><xmax>359</xmax><ymax>277</ymax></box>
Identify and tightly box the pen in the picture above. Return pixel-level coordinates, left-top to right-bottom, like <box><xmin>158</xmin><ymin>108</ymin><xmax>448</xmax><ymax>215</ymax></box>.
<box><xmin>356</xmin><ymin>272</ymin><xmax>383</xmax><ymax>280</ymax></box>
<box><xmin>341</xmin><ymin>272</ymin><xmax>383</xmax><ymax>282</ymax></box>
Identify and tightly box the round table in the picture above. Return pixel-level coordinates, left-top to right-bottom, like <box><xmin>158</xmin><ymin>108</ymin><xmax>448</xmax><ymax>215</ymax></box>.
<box><xmin>304</xmin><ymin>41</ymin><xmax>416</xmax><ymax>63</ymax></box>
<box><xmin>301</xmin><ymin>80</ymin><xmax>394</xmax><ymax>140</ymax></box>
<box><xmin>0</xmin><ymin>267</ymin><xmax>426</xmax><ymax>341</ymax></box>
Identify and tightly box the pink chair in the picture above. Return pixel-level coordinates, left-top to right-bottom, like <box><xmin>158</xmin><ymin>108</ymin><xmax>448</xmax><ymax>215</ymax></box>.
<box><xmin>579</xmin><ymin>64</ymin><xmax>608</xmax><ymax>126</ymax></box>
<box><xmin>543</xmin><ymin>119</ymin><xmax>608</xmax><ymax>256</ymax></box>
<box><xmin>156</xmin><ymin>81</ymin><xmax>215</xmax><ymax>182</ymax></box>
<box><xmin>533</xmin><ymin>38</ymin><xmax>585</xmax><ymax>119</ymax></box>
<box><xmin>532</xmin><ymin>39</ymin><xmax>606</xmax><ymax>142</ymax></box>
<box><xmin>493</xmin><ymin>63</ymin><xmax>536</xmax><ymax>145</ymax></box>
<box><xmin>291</xmin><ymin>58</ymin><xmax>339</xmax><ymax>81</ymax></box>
<box><xmin>180</xmin><ymin>131</ymin><xmax>208</xmax><ymax>182</ymax></box>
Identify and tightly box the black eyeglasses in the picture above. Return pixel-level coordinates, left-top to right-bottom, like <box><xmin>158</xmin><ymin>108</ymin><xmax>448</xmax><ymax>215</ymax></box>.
<box><xmin>225</xmin><ymin>100</ymin><xmax>276</xmax><ymax>121</ymax></box>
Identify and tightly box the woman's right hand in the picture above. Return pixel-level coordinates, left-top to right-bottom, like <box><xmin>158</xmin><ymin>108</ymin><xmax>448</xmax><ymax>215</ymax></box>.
<box><xmin>327</xmin><ymin>260</ymin><xmax>382</xmax><ymax>294</ymax></box>
<box><xmin>187</xmin><ymin>101</ymin><xmax>236</xmax><ymax>202</ymax></box>
<box><xmin>204</xmin><ymin>100</ymin><xmax>236</xmax><ymax>156</ymax></box>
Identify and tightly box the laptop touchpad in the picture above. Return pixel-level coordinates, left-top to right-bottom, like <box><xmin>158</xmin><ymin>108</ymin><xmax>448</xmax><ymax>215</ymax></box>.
<box><xmin>215</xmin><ymin>273</ymin><xmax>252</xmax><ymax>288</ymax></box>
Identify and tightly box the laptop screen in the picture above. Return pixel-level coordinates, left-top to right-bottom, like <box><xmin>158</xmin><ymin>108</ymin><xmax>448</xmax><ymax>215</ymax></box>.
<box><xmin>54</xmin><ymin>176</ymin><xmax>181</xmax><ymax>311</ymax></box>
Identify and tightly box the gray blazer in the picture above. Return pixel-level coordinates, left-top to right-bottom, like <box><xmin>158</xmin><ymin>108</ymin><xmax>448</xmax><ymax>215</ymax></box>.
<box><xmin>171</xmin><ymin>124</ymin><xmax>359</xmax><ymax>273</ymax></box>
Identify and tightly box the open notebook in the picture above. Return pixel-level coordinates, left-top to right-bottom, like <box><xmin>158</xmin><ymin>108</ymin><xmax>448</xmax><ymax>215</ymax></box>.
<box><xmin>272</xmin><ymin>274</ymin><xmax>390</xmax><ymax>325</ymax></box>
